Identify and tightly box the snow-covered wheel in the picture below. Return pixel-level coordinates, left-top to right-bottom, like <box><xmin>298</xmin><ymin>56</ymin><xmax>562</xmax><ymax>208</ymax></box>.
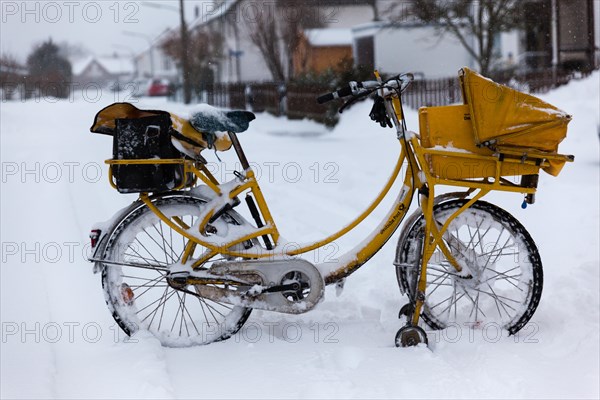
<box><xmin>395</xmin><ymin>200</ymin><xmax>543</xmax><ymax>335</ymax></box>
<box><xmin>100</xmin><ymin>195</ymin><xmax>253</xmax><ymax>347</ymax></box>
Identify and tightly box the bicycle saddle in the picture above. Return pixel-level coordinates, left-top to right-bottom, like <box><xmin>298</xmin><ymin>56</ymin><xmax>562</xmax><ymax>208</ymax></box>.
<box><xmin>91</xmin><ymin>102</ymin><xmax>255</xmax><ymax>155</ymax></box>
<box><xmin>189</xmin><ymin>109</ymin><xmax>255</xmax><ymax>134</ymax></box>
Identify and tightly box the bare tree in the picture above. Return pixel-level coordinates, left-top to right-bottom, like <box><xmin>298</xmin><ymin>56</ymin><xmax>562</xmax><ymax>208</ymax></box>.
<box><xmin>278</xmin><ymin>2</ymin><xmax>324</xmax><ymax>79</ymax></box>
<box><xmin>162</xmin><ymin>28</ymin><xmax>223</xmax><ymax>95</ymax></box>
<box><xmin>244</xmin><ymin>2</ymin><xmax>324</xmax><ymax>81</ymax></box>
<box><xmin>391</xmin><ymin>0</ymin><xmax>524</xmax><ymax>75</ymax></box>
<box><xmin>57</xmin><ymin>41</ymin><xmax>91</xmax><ymax>60</ymax></box>
<box><xmin>1</xmin><ymin>53</ymin><xmax>25</xmax><ymax>99</ymax></box>
<box><xmin>245</xmin><ymin>7</ymin><xmax>286</xmax><ymax>81</ymax></box>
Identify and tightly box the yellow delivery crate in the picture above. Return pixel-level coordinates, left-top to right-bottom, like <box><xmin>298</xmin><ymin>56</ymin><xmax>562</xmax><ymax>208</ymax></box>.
<box><xmin>419</xmin><ymin>104</ymin><xmax>542</xmax><ymax>180</ymax></box>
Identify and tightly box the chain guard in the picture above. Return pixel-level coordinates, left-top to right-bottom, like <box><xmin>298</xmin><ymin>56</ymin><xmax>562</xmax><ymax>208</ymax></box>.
<box><xmin>194</xmin><ymin>259</ymin><xmax>325</xmax><ymax>314</ymax></box>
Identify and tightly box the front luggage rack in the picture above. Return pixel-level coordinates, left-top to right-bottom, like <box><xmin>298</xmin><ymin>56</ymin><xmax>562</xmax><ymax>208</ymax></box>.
<box><xmin>412</xmin><ymin>137</ymin><xmax>574</xmax><ymax>195</ymax></box>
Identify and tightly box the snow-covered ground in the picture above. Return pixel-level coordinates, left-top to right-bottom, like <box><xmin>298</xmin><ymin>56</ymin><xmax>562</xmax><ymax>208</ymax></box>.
<box><xmin>1</xmin><ymin>74</ymin><xmax>599</xmax><ymax>399</ymax></box>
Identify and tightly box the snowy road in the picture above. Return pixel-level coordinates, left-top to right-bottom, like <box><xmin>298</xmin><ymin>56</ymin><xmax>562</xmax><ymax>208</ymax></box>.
<box><xmin>1</xmin><ymin>74</ymin><xmax>599</xmax><ymax>399</ymax></box>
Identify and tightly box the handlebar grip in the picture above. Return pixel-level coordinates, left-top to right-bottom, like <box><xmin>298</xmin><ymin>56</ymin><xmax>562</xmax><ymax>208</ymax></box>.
<box><xmin>317</xmin><ymin>92</ymin><xmax>335</xmax><ymax>104</ymax></box>
<box><xmin>336</xmin><ymin>85</ymin><xmax>353</xmax><ymax>98</ymax></box>
<box><xmin>316</xmin><ymin>84</ymin><xmax>354</xmax><ymax>104</ymax></box>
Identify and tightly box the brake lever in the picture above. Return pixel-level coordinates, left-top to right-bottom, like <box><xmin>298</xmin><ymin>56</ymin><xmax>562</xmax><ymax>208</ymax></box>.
<box><xmin>339</xmin><ymin>97</ymin><xmax>358</xmax><ymax>114</ymax></box>
<box><xmin>338</xmin><ymin>90</ymin><xmax>373</xmax><ymax>114</ymax></box>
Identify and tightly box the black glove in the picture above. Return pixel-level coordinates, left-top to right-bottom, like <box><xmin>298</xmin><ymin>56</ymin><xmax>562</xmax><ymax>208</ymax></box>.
<box><xmin>369</xmin><ymin>95</ymin><xmax>392</xmax><ymax>128</ymax></box>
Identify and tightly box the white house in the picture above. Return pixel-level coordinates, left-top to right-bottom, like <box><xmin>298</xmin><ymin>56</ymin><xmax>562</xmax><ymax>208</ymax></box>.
<box><xmin>352</xmin><ymin>21</ymin><xmax>476</xmax><ymax>78</ymax></box>
<box><xmin>134</xmin><ymin>0</ymin><xmax>598</xmax><ymax>86</ymax></box>
<box><xmin>134</xmin><ymin>28</ymin><xmax>179</xmax><ymax>81</ymax></box>
<box><xmin>355</xmin><ymin>0</ymin><xmax>599</xmax><ymax>78</ymax></box>
<box><xmin>72</xmin><ymin>55</ymin><xmax>135</xmax><ymax>87</ymax></box>
<box><xmin>189</xmin><ymin>0</ymin><xmax>380</xmax><ymax>83</ymax></box>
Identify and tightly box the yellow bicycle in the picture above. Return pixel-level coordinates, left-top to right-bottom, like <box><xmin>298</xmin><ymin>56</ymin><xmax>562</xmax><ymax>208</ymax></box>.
<box><xmin>89</xmin><ymin>67</ymin><xmax>573</xmax><ymax>347</ymax></box>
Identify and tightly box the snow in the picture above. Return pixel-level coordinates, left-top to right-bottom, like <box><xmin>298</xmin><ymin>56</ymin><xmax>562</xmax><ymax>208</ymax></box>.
<box><xmin>71</xmin><ymin>56</ymin><xmax>95</xmax><ymax>76</ymax></box>
<box><xmin>304</xmin><ymin>29</ymin><xmax>353</xmax><ymax>47</ymax></box>
<box><xmin>1</xmin><ymin>72</ymin><xmax>599</xmax><ymax>399</ymax></box>
<box><xmin>428</xmin><ymin>144</ymin><xmax>473</xmax><ymax>153</ymax></box>
<box><xmin>71</xmin><ymin>56</ymin><xmax>135</xmax><ymax>77</ymax></box>
<box><xmin>98</xmin><ymin>57</ymin><xmax>136</xmax><ymax>75</ymax></box>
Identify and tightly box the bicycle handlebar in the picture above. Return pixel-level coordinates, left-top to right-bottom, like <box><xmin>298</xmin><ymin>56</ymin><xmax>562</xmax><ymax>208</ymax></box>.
<box><xmin>316</xmin><ymin>81</ymin><xmax>380</xmax><ymax>104</ymax></box>
<box><xmin>316</xmin><ymin>74</ymin><xmax>414</xmax><ymax>104</ymax></box>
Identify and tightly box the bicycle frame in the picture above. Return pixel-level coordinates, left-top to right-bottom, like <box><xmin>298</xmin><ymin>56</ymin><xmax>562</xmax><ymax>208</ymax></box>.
<box><xmin>104</xmin><ymin>87</ymin><xmax>549</xmax><ymax>325</ymax></box>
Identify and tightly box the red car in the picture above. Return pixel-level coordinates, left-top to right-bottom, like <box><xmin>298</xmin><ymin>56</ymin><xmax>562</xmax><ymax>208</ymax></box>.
<box><xmin>147</xmin><ymin>79</ymin><xmax>171</xmax><ymax>96</ymax></box>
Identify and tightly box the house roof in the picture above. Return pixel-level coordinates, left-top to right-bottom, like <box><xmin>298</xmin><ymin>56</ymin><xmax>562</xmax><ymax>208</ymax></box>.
<box><xmin>72</xmin><ymin>56</ymin><xmax>95</xmax><ymax>75</ymax></box>
<box><xmin>72</xmin><ymin>56</ymin><xmax>135</xmax><ymax>76</ymax></box>
<box><xmin>189</xmin><ymin>0</ymin><xmax>239</xmax><ymax>30</ymax></box>
<box><xmin>189</xmin><ymin>0</ymin><xmax>375</xmax><ymax>30</ymax></box>
<box><xmin>99</xmin><ymin>57</ymin><xmax>135</xmax><ymax>75</ymax></box>
<box><xmin>304</xmin><ymin>28</ymin><xmax>353</xmax><ymax>46</ymax></box>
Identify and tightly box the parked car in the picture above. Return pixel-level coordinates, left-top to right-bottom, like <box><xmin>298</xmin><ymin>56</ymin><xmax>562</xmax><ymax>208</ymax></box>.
<box><xmin>147</xmin><ymin>79</ymin><xmax>172</xmax><ymax>97</ymax></box>
<box><xmin>125</xmin><ymin>79</ymin><xmax>151</xmax><ymax>98</ymax></box>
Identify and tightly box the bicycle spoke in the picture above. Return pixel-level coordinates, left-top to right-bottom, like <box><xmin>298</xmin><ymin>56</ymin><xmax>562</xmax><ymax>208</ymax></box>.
<box><xmin>445</xmin><ymin>284</ymin><xmax>459</xmax><ymax>321</ymax></box>
<box><xmin>128</xmin><ymin>284</ymin><xmax>170</xmax><ymax>288</ymax></box>
<box><xmin>170</xmin><ymin>293</ymin><xmax>184</xmax><ymax>333</ymax></box>
<box><xmin>430</xmin><ymin>293</ymin><xmax>454</xmax><ymax>310</ymax></box>
<box><xmin>426</xmin><ymin>272</ymin><xmax>452</xmax><ymax>298</ymax></box>
<box><xmin>139</xmin><ymin>289</ymin><xmax>176</xmax><ymax>322</ymax></box>
<box><xmin>175</xmin><ymin>291</ymin><xmax>189</xmax><ymax>337</ymax></box>
<box><xmin>142</xmin><ymin>227</ymin><xmax>175</xmax><ymax>265</ymax></box>
<box><xmin>486</xmin><ymin>283</ymin><xmax>515</xmax><ymax>318</ymax></box>
<box><xmin>131</xmin><ymin>274</ymin><xmax>169</xmax><ymax>300</ymax></box>
<box><xmin>195</xmin><ymin>293</ymin><xmax>212</xmax><ymax>326</ymax></box>
<box><xmin>468</xmin><ymin>291</ymin><xmax>480</xmax><ymax>319</ymax></box>
<box><xmin>462</xmin><ymin>289</ymin><xmax>487</xmax><ymax>319</ymax></box>
<box><xmin>154</xmin><ymin>222</ymin><xmax>177</xmax><ymax>264</ymax></box>
<box><xmin>474</xmin><ymin>223</ymin><xmax>491</xmax><ymax>254</ymax></box>
<box><xmin>180</xmin><ymin>293</ymin><xmax>201</xmax><ymax>336</ymax></box>
<box><xmin>133</xmin><ymin>237</ymin><xmax>164</xmax><ymax>266</ymax></box>
<box><xmin>438</xmin><ymin>292</ymin><xmax>464</xmax><ymax>316</ymax></box>
<box><xmin>122</xmin><ymin>274</ymin><xmax>165</xmax><ymax>281</ymax></box>
<box><xmin>147</xmin><ymin>286</ymin><xmax>170</xmax><ymax>329</ymax></box>
<box><xmin>130</xmin><ymin>273</ymin><xmax>166</xmax><ymax>292</ymax></box>
<box><xmin>125</xmin><ymin>243</ymin><xmax>169</xmax><ymax>267</ymax></box>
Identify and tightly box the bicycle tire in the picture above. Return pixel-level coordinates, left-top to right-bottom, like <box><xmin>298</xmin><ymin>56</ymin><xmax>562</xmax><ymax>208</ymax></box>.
<box><xmin>100</xmin><ymin>194</ymin><xmax>253</xmax><ymax>346</ymax></box>
<box><xmin>395</xmin><ymin>200</ymin><xmax>543</xmax><ymax>335</ymax></box>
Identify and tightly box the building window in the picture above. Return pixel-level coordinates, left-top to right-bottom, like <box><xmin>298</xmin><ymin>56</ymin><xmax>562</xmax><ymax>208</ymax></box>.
<box><xmin>355</xmin><ymin>36</ymin><xmax>374</xmax><ymax>71</ymax></box>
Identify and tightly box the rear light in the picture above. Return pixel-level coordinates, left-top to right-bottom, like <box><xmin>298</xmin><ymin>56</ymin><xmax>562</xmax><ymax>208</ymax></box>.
<box><xmin>90</xmin><ymin>229</ymin><xmax>101</xmax><ymax>248</ymax></box>
<box><xmin>121</xmin><ymin>283</ymin><xmax>134</xmax><ymax>305</ymax></box>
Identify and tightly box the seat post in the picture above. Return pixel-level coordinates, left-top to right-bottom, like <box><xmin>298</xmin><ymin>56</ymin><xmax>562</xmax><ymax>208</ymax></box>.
<box><xmin>228</xmin><ymin>132</ymin><xmax>250</xmax><ymax>170</ymax></box>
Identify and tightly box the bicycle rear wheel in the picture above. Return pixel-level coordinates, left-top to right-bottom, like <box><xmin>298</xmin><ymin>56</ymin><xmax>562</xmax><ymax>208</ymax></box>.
<box><xmin>396</xmin><ymin>200</ymin><xmax>543</xmax><ymax>334</ymax></box>
<box><xmin>100</xmin><ymin>195</ymin><xmax>253</xmax><ymax>347</ymax></box>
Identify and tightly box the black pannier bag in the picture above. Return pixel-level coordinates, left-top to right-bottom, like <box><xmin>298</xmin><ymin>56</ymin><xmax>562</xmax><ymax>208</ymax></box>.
<box><xmin>112</xmin><ymin>114</ymin><xmax>185</xmax><ymax>193</ymax></box>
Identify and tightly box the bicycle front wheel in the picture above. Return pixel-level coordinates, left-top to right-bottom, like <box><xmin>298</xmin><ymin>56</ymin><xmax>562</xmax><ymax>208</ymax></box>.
<box><xmin>396</xmin><ymin>200</ymin><xmax>543</xmax><ymax>334</ymax></box>
<box><xmin>100</xmin><ymin>195</ymin><xmax>253</xmax><ymax>347</ymax></box>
